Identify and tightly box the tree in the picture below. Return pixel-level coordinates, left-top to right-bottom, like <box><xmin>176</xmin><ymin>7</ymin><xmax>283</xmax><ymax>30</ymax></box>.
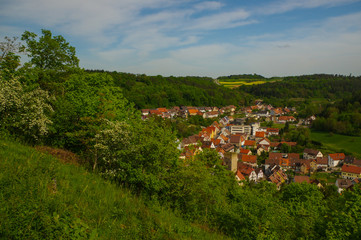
<box><xmin>0</xmin><ymin>36</ymin><xmax>24</xmax><ymax>79</ymax></box>
<box><xmin>21</xmin><ymin>29</ymin><xmax>79</xmax><ymax>71</ymax></box>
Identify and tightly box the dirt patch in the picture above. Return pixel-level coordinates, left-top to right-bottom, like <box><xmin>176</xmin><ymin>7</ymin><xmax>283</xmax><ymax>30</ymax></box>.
<box><xmin>35</xmin><ymin>146</ymin><xmax>83</xmax><ymax>166</ymax></box>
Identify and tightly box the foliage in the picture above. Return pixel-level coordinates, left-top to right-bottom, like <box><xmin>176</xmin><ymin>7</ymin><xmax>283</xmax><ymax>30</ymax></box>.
<box><xmin>0</xmin><ymin>139</ymin><xmax>225</xmax><ymax>240</ymax></box>
<box><xmin>94</xmin><ymin>118</ymin><xmax>179</xmax><ymax>195</ymax></box>
<box><xmin>21</xmin><ymin>29</ymin><xmax>79</xmax><ymax>70</ymax></box>
<box><xmin>0</xmin><ymin>75</ymin><xmax>53</xmax><ymax>141</ymax></box>
<box><xmin>92</xmin><ymin>70</ymin><xmax>249</xmax><ymax>109</ymax></box>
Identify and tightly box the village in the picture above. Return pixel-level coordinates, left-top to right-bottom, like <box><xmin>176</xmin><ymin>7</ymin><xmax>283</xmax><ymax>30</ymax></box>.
<box><xmin>141</xmin><ymin>101</ymin><xmax>361</xmax><ymax>193</ymax></box>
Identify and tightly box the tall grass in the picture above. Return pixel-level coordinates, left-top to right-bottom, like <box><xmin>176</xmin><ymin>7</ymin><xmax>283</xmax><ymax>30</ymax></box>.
<box><xmin>0</xmin><ymin>140</ymin><xmax>226</xmax><ymax>239</ymax></box>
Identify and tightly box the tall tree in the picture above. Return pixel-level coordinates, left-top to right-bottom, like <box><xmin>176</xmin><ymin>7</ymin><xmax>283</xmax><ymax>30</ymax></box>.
<box><xmin>21</xmin><ymin>29</ymin><xmax>79</xmax><ymax>71</ymax></box>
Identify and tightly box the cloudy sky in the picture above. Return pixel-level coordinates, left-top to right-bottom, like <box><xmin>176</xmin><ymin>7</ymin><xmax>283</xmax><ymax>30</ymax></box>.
<box><xmin>1</xmin><ymin>0</ymin><xmax>361</xmax><ymax>77</ymax></box>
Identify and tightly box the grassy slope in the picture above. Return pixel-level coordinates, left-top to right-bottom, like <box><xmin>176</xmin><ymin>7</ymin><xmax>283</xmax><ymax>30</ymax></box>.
<box><xmin>311</xmin><ymin>131</ymin><xmax>361</xmax><ymax>158</ymax></box>
<box><xmin>0</xmin><ymin>140</ymin><xmax>226</xmax><ymax>240</ymax></box>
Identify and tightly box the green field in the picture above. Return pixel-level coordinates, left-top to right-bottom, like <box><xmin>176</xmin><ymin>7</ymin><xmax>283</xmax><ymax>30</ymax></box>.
<box><xmin>311</xmin><ymin>131</ymin><xmax>361</xmax><ymax>157</ymax></box>
<box><xmin>218</xmin><ymin>77</ymin><xmax>282</xmax><ymax>89</ymax></box>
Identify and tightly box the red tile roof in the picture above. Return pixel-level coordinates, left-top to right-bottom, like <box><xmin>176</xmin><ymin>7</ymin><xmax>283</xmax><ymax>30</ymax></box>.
<box><xmin>244</xmin><ymin>140</ymin><xmax>256</xmax><ymax>146</ymax></box>
<box><xmin>329</xmin><ymin>153</ymin><xmax>345</xmax><ymax>160</ymax></box>
<box><xmin>342</xmin><ymin>164</ymin><xmax>361</xmax><ymax>174</ymax></box>
<box><xmin>241</xmin><ymin>154</ymin><xmax>257</xmax><ymax>164</ymax></box>
<box><xmin>255</xmin><ymin>131</ymin><xmax>266</xmax><ymax>138</ymax></box>
<box><xmin>240</xmin><ymin>148</ymin><xmax>251</xmax><ymax>154</ymax></box>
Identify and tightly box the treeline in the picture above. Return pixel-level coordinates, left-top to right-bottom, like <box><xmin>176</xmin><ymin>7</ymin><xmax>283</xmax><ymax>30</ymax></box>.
<box><xmin>312</xmin><ymin>91</ymin><xmax>361</xmax><ymax>135</ymax></box>
<box><xmin>239</xmin><ymin>74</ymin><xmax>361</xmax><ymax>102</ymax></box>
<box><xmin>88</xmin><ymin>70</ymin><xmax>248</xmax><ymax>109</ymax></box>
<box><xmin>218</xmin><ymin>74</ymin><xmax>265</xmax><ymax>80</ymax></box>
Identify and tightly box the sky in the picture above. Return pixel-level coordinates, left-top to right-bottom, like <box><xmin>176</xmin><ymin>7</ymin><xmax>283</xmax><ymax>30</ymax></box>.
<box><xmin>1</xmin><ymin>0</ymin><xmax>361</xmax><ymax>77</ymax></box>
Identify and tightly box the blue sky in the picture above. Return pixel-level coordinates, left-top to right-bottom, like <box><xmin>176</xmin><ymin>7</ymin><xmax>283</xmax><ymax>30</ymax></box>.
<box><xmin>1</xmin><ymin>0</ymin><xmax>361</xmax><ymax>77</ymax></box>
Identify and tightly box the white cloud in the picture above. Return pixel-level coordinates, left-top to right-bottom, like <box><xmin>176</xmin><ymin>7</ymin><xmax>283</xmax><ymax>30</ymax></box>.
<box><xmin>194</xmin><ymin>1</ymin><xmax>224</xmax><ymax>11</ymax></box>
<box><xmin>187</xmin><ymin>8</ymin><xmax>253</xmax><ymax>30</ymax></box>
<box><xmin>256</xmin><ymin>0</ymin><xmax>359</xmax><ymax>15</ymax></box>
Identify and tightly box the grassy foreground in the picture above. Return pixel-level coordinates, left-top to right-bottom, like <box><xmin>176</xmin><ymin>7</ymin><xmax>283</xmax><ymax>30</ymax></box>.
<box><xmin>311</xmin><ymin>131</ymin><xmax>361</xmax><ymax>158</ymax></box>
<box><xmin>0</xmin><ymin>140</ymin><xmax>226</xmax><ymax>240</ymax></box>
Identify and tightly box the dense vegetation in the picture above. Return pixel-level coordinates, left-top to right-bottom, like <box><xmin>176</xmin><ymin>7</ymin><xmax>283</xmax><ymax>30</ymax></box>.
<box><xmin>239</xmin><ymin>74</ymin><xmax>361</xmax><ymax>136</ymax></box>
<box><xmin>89</xmin><ymin>70</ymin><xmax>248</xmax><ymax>109</ymax></box>
<box><xmin>2</xmin><ymin>30</ymin><xmax>361</xmax><ymax>239</ymax></box>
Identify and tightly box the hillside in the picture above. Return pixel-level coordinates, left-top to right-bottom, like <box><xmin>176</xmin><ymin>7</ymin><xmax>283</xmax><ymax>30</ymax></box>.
<box><xmin>87</xmin><ymin>70</ymin><xmax>247</xmax><ymax>109</ymax></box>
<box><xmin>0</xmin><ymin>139</ymin><xmax>226</xmax><ymax>240</ymax></box>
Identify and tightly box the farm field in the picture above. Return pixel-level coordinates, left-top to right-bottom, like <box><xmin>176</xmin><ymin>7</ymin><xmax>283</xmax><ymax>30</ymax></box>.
<box><xmin>218</xmin><ymin>77</ymin><xmax>282</xmax><ymax>89</ymax></box>
<box><xmin>311</xmin><ymin>131</ymin><xmax>361</xmax><ymax>158</ymax></box>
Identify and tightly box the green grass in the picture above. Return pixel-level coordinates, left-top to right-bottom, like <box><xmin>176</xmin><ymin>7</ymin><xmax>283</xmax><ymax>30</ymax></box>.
<box><xmin>0</xmin><ymin>140</ymin><xmax>227</xmax><ymax>240</ymax></box>
<box><xmin>311</xmin><ymin>131</ymin><xmax>361</xmax><ymax>158</ymax></box>
<box><xmin>310</xmin><ymin>172</ymin><xmax>339</xmax><ymax>183</ymax></box>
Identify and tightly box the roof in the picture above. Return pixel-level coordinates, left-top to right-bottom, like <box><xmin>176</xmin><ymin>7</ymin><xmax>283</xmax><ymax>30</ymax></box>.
<box><xmin>342</xmin><ymin>164</ymin><xmax>361</xmax><ymax>175</ymax></box>
<box><xmin>188</xmin><ymin>109</ymin><xmax>199</xmax><ymax>114</ymax></box>
<box><xmin>304</xmin><ymin>148</ymin><xmax>320</xmax><ymax>156</ymax></box>
<box><xmin>294</xmin><ymin>176</ymin><xmax>311</xmax><ymax>184</ymax></box>
<box><xmin>238</xmin><ymin>163</ymin><xmax>255</xmax><ymax>176</ymax></box>
<box><xmin>255</xmin><ymin>131</ymin><xmax>266</xmax><ymax>138</ymax></box>
<box><xmin>241</xmin><ymin>154</ymin><xmax>257</xmax><ymax>164</ymax></box>
<box><xmin>316</xmin><ymin>157</ymin><xmax>328</xmax><ymax>165</ymax></box>
<box><xmin>244</xmin><ymin>140</ymin><xmax>256</xmax><ymax>146</ymax></box>
<box><xmin>239</xmin><ymin>148</ymin><xmax>251</xmax><ymax>154</ymax></box>
<box><xmin>329</xmin><ymin>153</ymin><xmax>345</xmax><ymax>160</ymax></box>
<box><xmin>222</xmin><ymin>143</ymin><xmax>234</xmax><ymax>152</ymax></box>
<box><xmin>236</xmin><ymin>170</ymin><xmax>246</xmax><ymax>181</ymax></box>
<box><xmin>230</xmin><ymin>135</ymin><xmax>241</xmax><ymax>144</ymax></box>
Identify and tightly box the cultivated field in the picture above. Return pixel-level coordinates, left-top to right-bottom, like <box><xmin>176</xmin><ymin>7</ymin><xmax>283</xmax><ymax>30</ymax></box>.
<box><xmin>218</xmin><ymin>77</ymin><xmax>282</xmax><ymax>89</ymax></box>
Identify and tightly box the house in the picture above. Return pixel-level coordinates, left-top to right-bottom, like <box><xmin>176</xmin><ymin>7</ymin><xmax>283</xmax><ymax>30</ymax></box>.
<box><xmin>335</xmin><ymin>178</ymin><xmax>353</xmax><ymax>193</ymax></box>
<box><xmin>236</xmin><ymin>170</ymin><xmax>246</xmax><ymax>183</ymax></box>
<box><xmin>257</xmin><ymin>138</ymin><xmax>271</xmax><ymax>149</ymax></box>
<box><xmin>341</xmin><ymin>164</ymin><xmax>361</xmax><ymax>180</ymax></box>
<box><xmin>267</xmin><ymin>128</ymin><xmax>279</xmax><ymax>136</ymax></box>
<box><xmin>344</xmin><ymin>156</ymin><xmax>361</xmax><ymax>167</ymax></box>
<box><xmin>141</xmin><ymin>109</ymin><xmax>150</xmax><ymax>116</ymax></box>
<box><xmin>294</xmin><ymin>176</ymin><xmax>311</xmax><ymax>184</ymax></box>
<box><xmin>238</xmin><ymin>163</ymin><xmax>257</xmax><ymax>182</ymax></box>
<box><xmin>222</xmin><ymin>143</ymin><xmax>235</xmax><ymax>152</ymax></box>
<box><xmin>243</xmin><ymin>140</ymin><xmax>256</xmax><ymax>149</ymax></box>
<box><xmin>255</xmin><ymin>168</ymin><xmax>264</xmax><ymax>180</ymax></box>
<box><xmin>241</xmin><ymin>154</ymin><xmax>257</xmax><ymax>167</ymax></box>
<box><xmin>255</xmin><ymin>131</ymin><xmax>266</xmax><ymax>141</ymax></box>
<box><xmin>265</xmin><ymin>153</ymin><xmax>290</xmax><ymax>169</ymax></box>
<box><xmin>316</xmin><ymin>157</ymin><xmax>328</xmax><ymax>170</ymax></box>
<box><xmin>203</xmin><ymin>111</ymin><xmax>219</xmax><ymax>118</ymax></box>
<box><xmin>328</xmin><ymin>153</ymin><xmax>346</xmax><ymax>168</ymax></box>
<box><xmin>181</xmin><ymin>134</ymin><xmax>201</xmax><ymax>148</ymax></box>
<box><xmin>229</xmin><ymin>134</ymin><xmax>244</xmax><ymax>147</ymax></box>
<box><xmin>278</xmin><ymin>116</ymin><xmax>296</xmax><ymax>123</ymax></box>
<box><xmin>239</xmin><ymin>148</ymin><xmax>251</xmax><ymax>155</ymax></box>
<box><xmin>217</xmin><ymin>134</ymin><xmax>229</xmax><ymax>144</ymax></box>
<box><xmin>267</xmin><ymin>165</ymin><xmax>288</xmax><ymax>189</ymax></box>
<box><xmin>303</xmin><ymin>148</ymin><xmax>323</xmax><ymax>160</ymax></box>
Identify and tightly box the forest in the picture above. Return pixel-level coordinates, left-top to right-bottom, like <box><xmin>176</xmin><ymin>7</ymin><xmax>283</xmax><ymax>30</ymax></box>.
<box><xmin>1</xmin><ymin>30</ymin><xmax>361</xmax><ymax>239</ymax></box>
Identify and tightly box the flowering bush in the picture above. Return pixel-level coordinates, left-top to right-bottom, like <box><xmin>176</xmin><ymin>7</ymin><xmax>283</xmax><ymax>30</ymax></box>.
<box><xmin>0</xmin><ymin>75</ymin><xmax>53</xmax><ymax>141</ymax></box>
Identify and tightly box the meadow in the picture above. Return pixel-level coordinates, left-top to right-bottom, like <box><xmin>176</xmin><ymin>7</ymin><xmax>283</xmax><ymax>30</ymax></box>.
<box><xmin>311</xmin><ymin>131</ymin><xmax>361</xmax><ymax>158</ymax></box>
